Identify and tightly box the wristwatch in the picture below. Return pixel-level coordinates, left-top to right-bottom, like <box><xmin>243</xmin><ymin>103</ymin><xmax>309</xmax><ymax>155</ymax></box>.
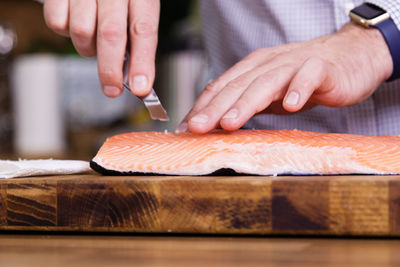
<box><xmin>350</xmin><ymin>3</ymin><xmax>400</xmax><ymax>81</ymax></box>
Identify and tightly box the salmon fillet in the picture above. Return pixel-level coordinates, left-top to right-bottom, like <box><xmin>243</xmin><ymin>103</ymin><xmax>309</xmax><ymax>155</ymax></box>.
<box><xmin>90</xmin><ymin>129</ymin><xmax>400</xmax><ymax>176</ymax></box>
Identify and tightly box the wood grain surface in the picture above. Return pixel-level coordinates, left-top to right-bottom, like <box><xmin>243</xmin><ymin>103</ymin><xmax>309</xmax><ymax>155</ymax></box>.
<box><xmin>0</xmin><ymin>183</ymin><xmax>6</xmax><ymax>226</ymax></box>
<box><xmin>1</xmin><ymin>174</ymin><xmax>400</xmax><ymax>236</ymax></box>
<box><xmin>2</xmin><ymin>234</ymin><xmax>400</xmax><ymax>267</ymax></box>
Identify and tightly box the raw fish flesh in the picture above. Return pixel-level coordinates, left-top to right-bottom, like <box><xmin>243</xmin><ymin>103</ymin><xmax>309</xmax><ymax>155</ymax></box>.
<box><xmin>91</xmin><ymin>129</ymin><xmax>400</xmax><ymax>176</ymax></box>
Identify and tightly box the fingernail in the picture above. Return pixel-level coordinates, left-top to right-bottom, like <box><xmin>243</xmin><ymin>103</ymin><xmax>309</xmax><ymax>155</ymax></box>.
<box><xmin>104</xmin><ymin>86</ymin><xmax>121</xmax><ymax>97</ymax></box>
<box><xmin>175</xmin><ymin>122</ymin><xmax>188</xmax><ymax>133</ymax></box>
<box><xmin>222</xmin><ymin>108</ymin><xmax>238</xmax><ymax>120</ymax></box>
<box><xmin>285</xmin><ymin>91</ymin><xmax>299</xmax><ymax>106</ymax></box>
<box><xmin>132</xmin><ymin>75</ymin><xmax>148</xmax><ymax>95</ymax></box>
<box><xmin>190</xmin><ymin>114</ymin><xmax>209</xmax><ymax>124</ymax></box>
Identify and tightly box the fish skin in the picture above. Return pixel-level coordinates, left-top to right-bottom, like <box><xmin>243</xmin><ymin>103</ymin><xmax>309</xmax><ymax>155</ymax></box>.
<box><xmin>91</xmin><ymin>129</ymin><xmax>400</xmax><ymax>176</ymax></box>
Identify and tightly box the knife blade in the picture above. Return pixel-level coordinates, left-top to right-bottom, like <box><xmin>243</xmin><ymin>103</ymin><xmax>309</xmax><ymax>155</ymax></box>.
<box><xmin>123</xmin><ymin>50</ymin><xmax>169</xmax><ymax>121</ymax></box>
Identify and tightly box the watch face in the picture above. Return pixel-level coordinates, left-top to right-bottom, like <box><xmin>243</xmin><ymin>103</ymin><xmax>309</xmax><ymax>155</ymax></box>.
<box><xmin>351</xmin><ymin>3</ymin><xmax>386</xmax><ymax>20</ymax></box>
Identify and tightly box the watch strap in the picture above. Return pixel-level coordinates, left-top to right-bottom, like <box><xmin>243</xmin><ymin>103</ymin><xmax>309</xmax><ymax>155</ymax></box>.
<box><xmin>371</xmin><ymin>17</ymin><xmax>400</xmax><ymax>81</ymax></box>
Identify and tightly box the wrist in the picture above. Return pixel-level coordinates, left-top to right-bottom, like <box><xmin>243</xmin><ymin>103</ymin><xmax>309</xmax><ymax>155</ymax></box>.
<box><xmin>342</xmin><ymin>22</ymin><xmax>393</xmax><ymax>82</ymax></box>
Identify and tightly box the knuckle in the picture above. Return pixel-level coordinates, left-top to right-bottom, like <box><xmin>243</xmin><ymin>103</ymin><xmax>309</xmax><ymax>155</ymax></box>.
<box><xmin>82</xmin><ymin>49</ymin><xmax>97</xmax><ymax>58</ymax></box>
<box><xmin>70</xmin><ymin>24</ymin><xmax>93</xmax><ymax>40</ymax></box>
<box><xmin>46</xmin><ymin>17</ymin><xmax>67</xmax><ymax>33</ymax></box>
<box><xmin>245</xmin><ymin>48</ymin><xmax>273</xmax><ymax>62</ymax></box>
<box><xmin>99</xmin><ymin>22</ymin><xmax>124</xmax><ymax>42</ymax></box>
<box><xmin>299</xmin><ymin>62</ymin><xmax>326</xmax><ymax>88</ymax></box>
<box><xmin>131</xmin><ymin>56</ymin><xmax>146</xmax><ymax>65</ymax></box>
<box><xmin>188</xmin><ymin>92</ymin><xmax>216</xmax><ymax>116</ymax></box>
<box><xmin>207</xmin><ymin>102</ymin><xmax>221</xmax><ymax>113</ymax></box>
<box><xmin>308</xmin><ymin>56</ymin><xmax>325</xmax><ymax>65</ymax></box>
<box><xmin>132</xmin><ymin>45</ymin><xmax>155</xmax><ymax>59</ymax></box>
<box><xmin>308</xmin><ymin>56</ymin><xmax>328</xmax><ymax>74</ymax></box>
<box><xmin>131</xmin><ymin>21</ymin><xmax>157</xmax><ymax>37</ymax></box>
<box><xmin>281</xmin><ymin>64</ymin><xmax>297</xmax><ymax>73</ymax></box>
<box><xmin>77</xmin><ymin>49</ymin><xmax>96</xmax><ymax>58</ymax></box>
<box><xmin>296</xmin><ymin>75</ymin><xmax>317</xmax><ymax>91</ymax></box>
<box><xmin>237</xmin><ymin>96</ymin><xmax>252</xmax><ymax>110</ymax></box>
<box><xmin>204</xmin><ymin>81</ymin><xmax>220</xmax><ymax>94</ymax></box>
<box><xmin>225</xmin><ymin>79</ymin><xmax>245</xmax><ymax>92</ymax></box>
<box><xmin>295</xmin><ymin>80</ymin><xmax>312</xmax><ymax>91</ymax></box>
<box><xmin>189</xmin><ymin>106</ymin><xmax>202</xmax><ymax>116</ymax></box>
<box><xmin>256</xmin><ymin>72</ymin><xmax>277</xmax><ymax>85</ymax></box>
<box><xmin>237</xmin><ymin>95</ymin><xmax>258</xmax><ymax>115</ymax></box>
<box><xmin>131</xmin><ymin>53</ymin><xmax>155</xmax><ymax>66</ymax></box>
<box><xmin>261</xmin><ymin>65</ymin><xmax>295</xmax><ymax>85</ymax></box>
<box><xmin>99</xmin><ymin>69</ymin><xmax>119</xmax><ymax>84</ymax></box>
<box><xmin>249</xmin><ymin>98</ymin><xmax>265</xmax><ymax>113</ymax></box>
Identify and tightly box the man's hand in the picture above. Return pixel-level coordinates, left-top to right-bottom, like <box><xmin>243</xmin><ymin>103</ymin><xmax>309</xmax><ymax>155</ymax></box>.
<box><xmin>43</xmin><ymin>0</ymin><xmax>159</xmax><ymax>98</ymax></box>
<box><xmin>177</xmin><ymin>23</ymin><xmax>393</xmax><ymax>134</ymax></box>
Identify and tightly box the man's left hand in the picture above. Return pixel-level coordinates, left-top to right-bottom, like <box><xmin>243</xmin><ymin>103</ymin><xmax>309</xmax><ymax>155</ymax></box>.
<box><xmin>177</xmin><ymin>23</ymin><xmax>393</xmax><ymax>134</ymax></box>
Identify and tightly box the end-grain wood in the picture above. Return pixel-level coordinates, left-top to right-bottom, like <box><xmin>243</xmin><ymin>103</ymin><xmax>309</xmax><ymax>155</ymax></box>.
<box><xmin>0</xmin><ymin>175</ymin><xmax>400</xmax><ymax>236</ymax></box>
<box><xmin>0</xmin><ymin>184</ymin><xmax>6</xmax><ymax>226</ymax></box>
<box><xmin>160</xmin><ymin>178</ymin><xmax>216</xmax><ymax>233</ymax></box>
<box><xmin>272</xmin><ymin>180</ymin><xmax>329</xmax><ymax>232</ymax></box>
<box><xmin>329</xmin><ymin>180</ymin><xmax>389</xmax><ymax>235</ymax></box>
<box><xmin>6</xmin><ymin>180</ymin><xmax>56</xmax><ymax>227</ymax></box>
<box><xmin>215</xmin><ymin>177</ymin><xmax>271</xmax><ymax>234</ymax></box>
<box><xmin>57</xmin><ymin>177</ymin><xmax>161</xmax><ymax>231</ymax></box>
<box><xmin>389</xmin><ymin>180</ymin><xmax>400</xmax><ymax>234</ymax></box>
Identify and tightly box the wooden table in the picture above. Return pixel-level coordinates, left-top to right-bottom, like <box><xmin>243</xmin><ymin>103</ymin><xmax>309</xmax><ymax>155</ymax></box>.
<box><xmin>0</xmin><ymin>234</ymin><xmax>399</xmax><ymax>266</ymax></box>
<box><xmin>1</xmin><ymin>174</ymin><xmax>400</xmax><ymax>236</ymax></box>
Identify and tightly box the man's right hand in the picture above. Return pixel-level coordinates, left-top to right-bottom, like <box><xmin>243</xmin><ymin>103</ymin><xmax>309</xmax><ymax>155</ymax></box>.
<box><xmin>43</xmin><ymin>0</ymin><xmax>160</xmax><ymax>98</ymax></box>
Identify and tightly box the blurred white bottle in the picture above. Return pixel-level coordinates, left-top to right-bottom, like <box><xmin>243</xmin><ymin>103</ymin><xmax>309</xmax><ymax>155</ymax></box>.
<box><xmin>11</xmin><ymin>54</ymin><xmax>65</xmax><ymax>157</ymax></box>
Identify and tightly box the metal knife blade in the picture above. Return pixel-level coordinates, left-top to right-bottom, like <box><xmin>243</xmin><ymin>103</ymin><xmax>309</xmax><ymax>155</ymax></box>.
<box><xmin>123</xmin><ymin>51</ymin><xmax>169</xmax><ymax>121</ymax></box>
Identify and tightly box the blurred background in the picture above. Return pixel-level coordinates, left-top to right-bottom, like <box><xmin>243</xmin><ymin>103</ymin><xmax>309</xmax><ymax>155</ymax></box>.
<box><xmin>0</xmin><ymin>0</ymin><xmax>207</xmax><ymax>160</ymax></box>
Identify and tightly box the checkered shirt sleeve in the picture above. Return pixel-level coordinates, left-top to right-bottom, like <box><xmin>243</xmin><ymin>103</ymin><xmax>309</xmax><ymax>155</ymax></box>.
<box><xmin>368</xmin><ymin>0</ymin><xmax>400</xmax><ymax>29</ymax></box>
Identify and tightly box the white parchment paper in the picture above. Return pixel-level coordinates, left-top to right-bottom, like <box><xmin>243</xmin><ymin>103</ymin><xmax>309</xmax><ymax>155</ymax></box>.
<box><xmin>0</xmin><ymin>159</ymin><xmax>91</xmax><ymax>179</ymax></box>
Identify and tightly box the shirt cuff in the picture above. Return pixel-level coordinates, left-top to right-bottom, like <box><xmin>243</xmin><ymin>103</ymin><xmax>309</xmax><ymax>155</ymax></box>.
<box><xmin>367</xmin><ymin>1</ymin><xmax>400</xmax><ymax>30</ymax></box>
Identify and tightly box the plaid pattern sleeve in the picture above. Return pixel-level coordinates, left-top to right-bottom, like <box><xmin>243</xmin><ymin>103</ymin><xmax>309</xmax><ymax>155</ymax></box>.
<box><xmin>368</xmin><ymin>0</ymin><xmax>400</xmax><ymax>30</ymax></box>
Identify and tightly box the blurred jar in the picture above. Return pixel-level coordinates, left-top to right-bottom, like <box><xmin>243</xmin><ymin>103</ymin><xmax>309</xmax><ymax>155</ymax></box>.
<box><xmin>0</xmin><ymin>22</ymin><xmax>16</xmax><ymax>155</ymax></box>
<box><xmin>12</xmin><ymin>54</ymin><xmax>65</xmax><ymax>157</ymax></box>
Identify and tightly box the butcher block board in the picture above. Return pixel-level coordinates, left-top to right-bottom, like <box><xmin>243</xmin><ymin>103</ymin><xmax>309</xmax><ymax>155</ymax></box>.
<box><xmin>1</xmin><ymin>174</ymin><xmax>400</xmax><ymax>236</ymax></box>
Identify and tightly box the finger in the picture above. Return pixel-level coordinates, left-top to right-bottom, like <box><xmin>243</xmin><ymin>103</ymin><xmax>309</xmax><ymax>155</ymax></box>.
<box><xmin>219</xmin><ymin>65</ymin><xmax>297</xmax><ymax>132</ymax></box>
<box><xmin>97</xmin><ymin>0</ymin><xmax>128</xmax><ymax>98</ymax></box>
<box><xmin>69</xmin><ymin>0</ymin><xmax>97</xmax><ymax>57</ymax></box>
<box><xmin>283</xmin><ymin>57</ymin><xmax>331</xmax><ymax>112</ymax></box>
<box><xmin>128</xmin><ymin>0</ymin><xmax>160</xmax><ymax>97</ymax></box>
<box><xmin>44</xmin><ymin>0</ymin><xmax>69</xmax><ymax>37</ymax></box>
<box><xmin>187</xmin><ymin>65</ymin><xmax>279</xmax><ymax>133</ymax></box>
<box><xmin>178</xmin><ymin>51</ymin><xmax>286</xmax><ymax>131</ymax></box>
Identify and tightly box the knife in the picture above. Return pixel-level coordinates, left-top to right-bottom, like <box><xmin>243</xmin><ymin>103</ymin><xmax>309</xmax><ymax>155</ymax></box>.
<box><xmin>123</xmin><ymin>50</ymin><xmax>169</xmax><ymax>121</ymax></box>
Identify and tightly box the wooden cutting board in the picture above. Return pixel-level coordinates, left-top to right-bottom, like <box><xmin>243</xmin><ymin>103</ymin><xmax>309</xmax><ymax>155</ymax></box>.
<box><xmin>0</xmin><ymin>173</ymin><xmax>399</xmax><ymax>236</ymax></box>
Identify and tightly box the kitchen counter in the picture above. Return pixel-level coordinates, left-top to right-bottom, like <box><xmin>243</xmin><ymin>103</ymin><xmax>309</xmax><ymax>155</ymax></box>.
<box><xmin>0</xmin><ymin>173</ymin><xmax>399</xmax><ymax>236</ymax></box>
<box><xmin>2</xmin><ymin>234</ymin><xmax>400</xmax><ymax>267</ymax></box>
